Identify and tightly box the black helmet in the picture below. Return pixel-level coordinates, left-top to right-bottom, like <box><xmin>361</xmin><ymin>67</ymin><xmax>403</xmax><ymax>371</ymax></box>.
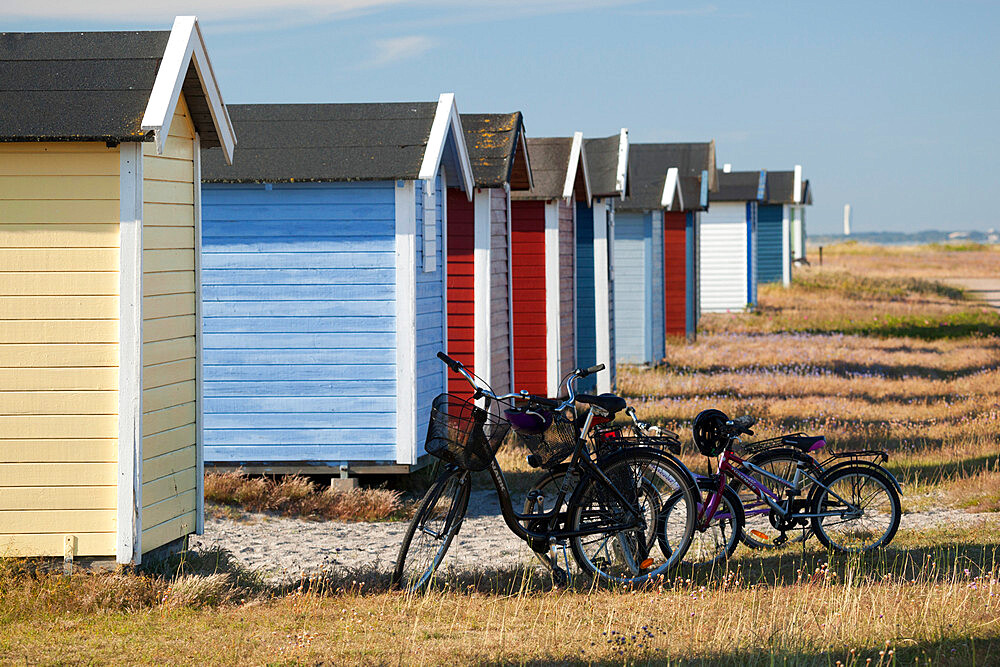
<box><xmin>692</xmin><ymin>409</ymin><xmax>729</xmax><ymax>457</ymax></box>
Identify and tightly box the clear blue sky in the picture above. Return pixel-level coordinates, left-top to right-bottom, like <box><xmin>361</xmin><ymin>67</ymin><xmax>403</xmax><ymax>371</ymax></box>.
<box><xmin>5</xmin><ymin>1</ymin><xmax>997</xmax><ymax>234</ymax></box>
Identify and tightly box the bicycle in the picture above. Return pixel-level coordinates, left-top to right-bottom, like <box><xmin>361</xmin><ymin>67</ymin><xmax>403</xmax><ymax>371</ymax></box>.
<box><xmin>659</xmin><ymin>410</ymin><xmax>902</xmax><ymax>563</ymax></box>
<box><xmin>391</xmin><ymin>352</ymin><xmax>699</xmax><ymax>592</ymax></box>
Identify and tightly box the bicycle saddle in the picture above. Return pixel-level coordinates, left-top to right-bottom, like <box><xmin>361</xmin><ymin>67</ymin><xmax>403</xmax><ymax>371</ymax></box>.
<box><xmin>576</xmin><ymin>393</ymin><xmax>627</xmax><ymax>416</ymax></box>
<box><xmin>783</xmin><ymin>434</ymin><xmax>826</xmax><ymax>452</ymax></box>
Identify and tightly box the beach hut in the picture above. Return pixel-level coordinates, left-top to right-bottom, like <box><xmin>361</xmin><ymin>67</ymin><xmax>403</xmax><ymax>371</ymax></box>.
<box><xmin>700</xmin><ymin>169</ymin><xmax>767</xmax><ymax>313</ymax></box>
<box><xmin>199</xmin><ymin>95</ymin><xmax>473</xmax><ymax>475</ymax></box>
<box><xmin>759</xmin><ymin>165</ymin><xmax>811</xmax><ymax>286</ymax></box>
<box><xmin>610</xmin><ymin>145</ymin><xmax>689</xmax><ymax>363</ymax></box>
<box><xmin>576</xmin><ymin>130</ymin><xmax>628</xmax><ymax>393</ymax></box>
<box><xmin>509</xmin><ymin>134</ymin><xmax>590</xmax><ymax>397</ymax></box>
<box><xmin>445</xmin><ymin>113</ymin><xmax>533</xmax><ymax>397</ymax></box>
<box><xmin>0</xmin><ymin>17</ymin><xmax>236</xmax><ymax>564</ymax></box>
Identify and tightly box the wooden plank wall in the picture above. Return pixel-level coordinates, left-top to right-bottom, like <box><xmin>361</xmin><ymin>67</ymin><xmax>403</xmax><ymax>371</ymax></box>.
<box><xmin>611</xmin><ymin>212</ymin><xmax>650</xmax><ymax>364</ymax></box>
<box><xmin>650</xmin><ymin>211</ymin><xmax>665</xmax><ymax>362</ymax></box>
<box><xmin>201</xmin><ymin>179</ymin><xmax>398</xmax><ymax>464</ymax></box>
<box><xmin>558</xmin><ymin>201</ymin><xmax>575</xmax><ymax>385</ymax></box>
<box><xmin>140</xmin><ymin>93</ymin><xmax>198</xmax><ymax>553</ymax></box>
<box><xmin>663</xmin><ymin>212</ymin><xmax>687</xmax><ymax>338</ymax></box>
<box><xmin>607</xmin><ymin>207</ymin><xmax>616</xmax><ymax>389</ymax></box>
<box><xmin>510</xmin><ymin>200</ymin><xmax>547</xmax><ymax>395</ymax></box>
<box><xmin>0</xmin><ymin>141</ymin><xmax>120</xmax><ymax>557</ymax></box>
<box><xmin>699</xmin><ymin>202</ymin><xmax>749</xmax><ymax>312</ymax></box>
<box><xmin>489</xmin><ymin>188</ymin><xmax>511</xmax><ymax>396</ymax></box>
<box><xmin>573</xmin><ymin>201</ymin><xmax>597</xmax><ymax>392</ymax></box>
<box><xmin>756</xmin><ymin>204</ymin><xmax>784</xmax><ymax>284</ymax></box>
<box><xmin>414</xmin><ymin>176</ymin><xmax>446</xmax><ymax>458</ymax></box>
<box><xmin>445</xmin><ymin>188</ymin><xmax>474</xmax><ymax>394</ymax></box>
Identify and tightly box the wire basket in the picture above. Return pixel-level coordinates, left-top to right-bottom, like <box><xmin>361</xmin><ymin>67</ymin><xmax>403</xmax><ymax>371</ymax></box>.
<box><xmin>591</xmin><ymin>423</ymin><xmax>682</xmax><ymax>457</ymax></box>
<box><xmin>741</xmin><ymin>433</ymin><xmax>809</xmax><ymax>455</ymax></box>
<box><xmin>424</xmin><ymin>393</ymin><xmax>511</xmax><ymax>471</ymax></box>
<box><xmin>513</xmin><ymin>418</ymin><xmax>578</xmax><ymax>469</ymax></box>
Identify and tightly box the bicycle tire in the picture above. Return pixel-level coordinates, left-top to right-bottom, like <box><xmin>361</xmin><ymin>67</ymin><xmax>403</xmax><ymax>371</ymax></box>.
<box><xmin>729</xmin><ymin>447</ymin><xmax>822</xmax><ymax>549</ymax></box>
<box><xmin>659</xmin><ymin>477</ymin><xmax>744</xmax><ymax>566</ymax></box>
<box><xmin>809</xmin><ymin>464</ymin><xmax>901</xmax><ymax>553</ymax></box>
<box><xmin>391</xmin><ymin>467</ymin><xmax>470</xmax><ymax>592</ymax></box>
<box><xmin>566</xmin><ymin>447</ymin><xmax>697</xmax><ymax>585</ymax></box>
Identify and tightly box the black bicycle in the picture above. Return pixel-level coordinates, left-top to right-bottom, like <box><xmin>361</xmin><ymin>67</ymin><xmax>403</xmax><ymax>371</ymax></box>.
<box><xmin>391</xmin><ymin>352</ymin><xmax>699</xmax><ymax>591</ymax></box>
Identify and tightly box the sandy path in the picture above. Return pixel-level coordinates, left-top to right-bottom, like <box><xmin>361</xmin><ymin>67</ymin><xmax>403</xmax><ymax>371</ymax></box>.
<box><xmin>189</xmin><ymin>491</ymin><xmax>998</xmax><ymax>582</ymax></box>
<box><xmin>943</xmin><ymin>278</ymin><xmax>1000</xmax><ymax>309</ymax></box>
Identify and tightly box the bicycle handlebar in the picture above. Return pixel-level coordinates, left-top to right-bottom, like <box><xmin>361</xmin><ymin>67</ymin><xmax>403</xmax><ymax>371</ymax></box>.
<box><xmin>726</xmin><ymin>415</ymin><xmax>758</xmax><ymax>437</ymax></box>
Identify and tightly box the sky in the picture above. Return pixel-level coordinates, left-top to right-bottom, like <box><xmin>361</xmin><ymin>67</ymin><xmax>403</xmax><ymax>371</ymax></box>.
<box><xmin>4</xmin><ymin>1</ymin><xmax>997</xmax><ymax>235</ymax></box>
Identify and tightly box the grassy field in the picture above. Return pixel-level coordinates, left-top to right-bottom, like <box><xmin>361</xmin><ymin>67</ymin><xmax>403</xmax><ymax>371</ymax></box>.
<box><xmin>2</xmin><ymin>242</ymin><xmax>999</xmax><ymax>665</ymax></box>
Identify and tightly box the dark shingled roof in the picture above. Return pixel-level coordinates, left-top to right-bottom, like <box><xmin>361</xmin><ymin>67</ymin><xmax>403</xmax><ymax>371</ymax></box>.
<box><xmin>618</xmin><ymin>142</ymin><xmax>717</xmax><ymax>211</ymax></box>
<box><xmin>0</xmin><ymin>30</ymin><xmax>220</xmax><ymax>146</ymax></box>
<box><xmin>511</xmin><ymin>137</ymin><xmax>587</xmax><ymax>201</ymax></box>
<box><xmin>201</xmin><ymin>103</ymin><xmax>441</xmax><ymax>182</ymax></box>
<box><xmin>584</xmin><ymin>134</ymin><xmax>624</xmax><ymax>198</ymax></box>
<box><xmin>765</xmin><ymin>171</ymin><xmax>795</xmax><ymax>204</ymax></box>
<box><xmin>460</xmin><ymin>112</ymin><xmax>531</xmax><ymax>190</ymax></box>
<box><xmin>713</xmin><ymin>170</ymin><xmax>766</xmax><ymax>202</ymax></box>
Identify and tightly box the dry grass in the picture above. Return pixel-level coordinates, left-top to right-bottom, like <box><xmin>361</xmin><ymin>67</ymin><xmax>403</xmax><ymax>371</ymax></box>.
<box><xmin>204</xmin><ymin>470</ymin><xmax>411</xmax><ymax>522</ymax></box>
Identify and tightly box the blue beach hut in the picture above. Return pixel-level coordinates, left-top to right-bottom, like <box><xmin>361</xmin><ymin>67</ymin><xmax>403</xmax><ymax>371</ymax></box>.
<box><xmin>700</xmin><ymin>168</ymin><xmax>767</xmax><ymax>313</ymax></box>
<box><xmin>759</xmin><ymin>165</ymin><xmax>811</xmax><ymax>287</ymax></box>
<box><xmin>576</xmin><ymin>130</ymin><xmax>629</xmax><ymax>392</ymax></box>
<box><xmin>199</xmin><ymin>95</ymin><xmax>474</xmax><ymax>475</ymax></box>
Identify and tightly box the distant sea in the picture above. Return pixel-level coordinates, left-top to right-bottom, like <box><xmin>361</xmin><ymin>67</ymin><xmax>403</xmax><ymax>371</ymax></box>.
<box><xmin>810</xmin><ymin>230</ymin><xmax>999</xmax><ymax>246</ymax></box>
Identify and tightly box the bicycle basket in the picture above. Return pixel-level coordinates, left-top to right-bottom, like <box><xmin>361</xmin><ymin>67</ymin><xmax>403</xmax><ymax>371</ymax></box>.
<box><xmin>424</xmin><ymin>393</ymin><xmax>511</xmax><ymax>471</ymax></box>
<box><xmin>512</xmin><ymin>417</ymin><xmax>578</xmax><ymax>469</ymax></box>
<box><xmin>592</xmin><ymin>423</ymin><xmax>681</xmax><ymax>457</ymax></box>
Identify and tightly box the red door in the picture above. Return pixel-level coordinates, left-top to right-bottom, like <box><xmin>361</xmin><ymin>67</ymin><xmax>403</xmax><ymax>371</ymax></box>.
<box><xmin>663</xmin><ymin>212</ymin><xmax>687</xmax><ymax>338</ymax></box>
<box><xmin>509</xmin><ymin>200</ymin><xmax>547</xmax><ymax>395</ymax></box>
<box><xmin>446</xmin><ymin>188</ymin><xmax>475</xmax><ymax>394</ymax></box>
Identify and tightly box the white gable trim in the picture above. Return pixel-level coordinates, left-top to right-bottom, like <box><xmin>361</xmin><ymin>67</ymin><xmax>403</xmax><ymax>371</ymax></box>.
<box><xmin>419</xmin><ymin>93</ymin><xmax>474</xmax><ymax>198</ymax></box>
<box><xmin>141</xmin><ymin>16</ymin><xmax>236</xmax><ymax>165</ymax></box>
<box><xmin>561</xmin><ymin>131</ymin><xmax>591</xmax><ymax>202</ymax></box>
<box><xmin>517</xmin><ymin>125</ymin><xmax>535</xmax><ymax>191</ymax></box>
<box><xmin>615</xmin><ymin>128</ymin><xmax>629</xmax><ymax>198</ymax></box>
<box><xmin>661</xmin><ymin>167</ymin><xmax>684</xmax><ymax>210</ymax></box>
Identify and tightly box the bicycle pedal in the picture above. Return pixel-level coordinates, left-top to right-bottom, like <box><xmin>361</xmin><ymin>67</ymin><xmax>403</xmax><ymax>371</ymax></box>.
<box><xmin>773</xmin><ymin>533</ymin><xmax>788</xmax><ymax>546</ymax></box>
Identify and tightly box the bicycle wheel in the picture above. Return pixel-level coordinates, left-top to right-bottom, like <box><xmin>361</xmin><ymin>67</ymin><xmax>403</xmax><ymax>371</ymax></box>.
<box><xmin>567</xmin><ymin>448</ymin><xmax>697</xmax><ymax>585</ymax></box>
<box><xmin>810</xmin><ymin>465</ymin><xmax>900</xmax><ymax>553</ymax></box>
<box><xmin>659</xmin><ymin>478</ymin><xmax>744</xmax><ymax>566</ymax></box>
<box><xmin>730</xmin><ymin>447</ymin><xmax>822</xmax><ymax>549</ymax></box>
<box><xmin>391</xmin><ymin>467</ymin><xmax>470</xmax><ymax>592</ymax></box>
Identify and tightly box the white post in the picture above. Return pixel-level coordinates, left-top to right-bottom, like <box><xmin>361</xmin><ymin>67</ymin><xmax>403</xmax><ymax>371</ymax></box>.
<box><xmin>544</xmin><ymin>201</ymin><xmax>561</xmax><ymax>398</ymax></box>
<box><xmin>781</xmin><ymin>204</ymin><xmax>791</xmax><ymax>287</ymax></box>
<box><xmin>722</xmin><ymin>163</ymin><xmax>732</xmax><ymax>173</ymax></box>
<box><xmin>843</xmin><ymin>204</ymin><xmax>852</xmax><ymax>236</ymax></box>
<box><xmin>473</xmin><ymin>189</ymin><xmax>492</xmax><ymax>389</ymax></box>
<box><xmin>394</xmin><ymin>181</ymin><xmax>417</xmax><ymax>464</ymax></box>
<box><xmin>593</xmin><ymin>199</ymin><xmax>612</xmax><ymax>394</ymax></box>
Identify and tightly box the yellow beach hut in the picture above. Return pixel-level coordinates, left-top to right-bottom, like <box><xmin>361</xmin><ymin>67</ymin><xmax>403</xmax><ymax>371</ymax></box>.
<box><xmin>0</xmin><ymin>17</ymin><xmax>236</xmax><ymax>564</ymax></box>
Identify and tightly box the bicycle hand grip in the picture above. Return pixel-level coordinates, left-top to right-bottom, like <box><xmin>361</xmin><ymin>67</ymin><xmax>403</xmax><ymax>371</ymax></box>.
<box><xmin>437</xmin><ymin>351</ymin><xmax>462</xmax><ymax>372</ymax></box>
<box><xmin>578</xmin><ymin>364</ymin><xmax>605</xmax><ymax>378</ymax></box>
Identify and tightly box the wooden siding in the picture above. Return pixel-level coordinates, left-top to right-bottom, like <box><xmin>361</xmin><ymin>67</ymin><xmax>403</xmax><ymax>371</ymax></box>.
<box><xmin>141</xmin><ymin>93</ymin><xmax>198</xmax><ymax>553</ymax></box>
<box><xmin>445</xmin><ymin>188</ymin><xmax>474</xmax><ymax>394</ymax></box>
<box><xmin>686</xmin><ymin>212</ymin><xmax>699</xmax><ymax>339</ymax></box>
<box><xmin>489</xmin><ymin>188</ymin><xmax>511</xmax><ymax>396</ymax></box>
<box><xmin>574</xmin><ymin>201</ymin><xmax>597</xmax><ymax>393</ymax></box>
<box><xmin>612</xmin><ymin>212</ymin><xmax>651</xmax><ymax>364</ymax></box>
<box><xmin>414</xmin><ymin>176</ymin><xmax>447</xmax><ymax>458</ymax></box>
<box><xmin>663</xmin><ymin>212</ymin><xmax>687</xmax><ymax>338</ymax></box>
<box><xmin>757</xmin><ymin>204</ymin><xmax>784</xmax><ymax>284</ymax></box>
<box><xmin>202</xmin><ymin>177</ymin><xmax>398</xmax><ymax>464</ymax></box>
<box><xmin>0</xmin><ymin>141</ymin><xmax>120</xmax><ymax>557</ymax></box>
<box><xmin>510</xmin><ymin>200</ymin><xmax>547</xmax><ymax>395</ymax></box>
<box><xmin>699</xmin><ymin>202</ymin><xmax>749</xmax><ymax>312</ymax></box>
<box><xmin>558</xmin><ymin>201</ymin><xmax>575</xmax><ymax>383</ymax></box>
<box><xmin>650</xmin><ymin>211</ymin><xmax>665</xmax><ymax>361</ymax></box>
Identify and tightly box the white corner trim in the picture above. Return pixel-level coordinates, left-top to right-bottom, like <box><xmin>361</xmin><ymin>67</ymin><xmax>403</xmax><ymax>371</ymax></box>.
<box><xmin>781</xmin><ymin>204</ymin><xmax>792</xmax><ymax>288</ymax></box>
<box><xmin>141</xmin><ymin>16</ymin><xmax>236</xmax><ymax>164</ymax></box>
<box><xmin>395</xmin><ymin>181</ymin><xmax>418</xmax><ymax>465</ymax></box>
<box><xmin>615</xmin><ymin>128</ymin><xmax>629</xmax><ymax>198</ymax></box>
<box><xmin>661</xmin><ymin>167</ymin><xmax>683</xmax><ymax>210</ymax></box>
<box><xmin>793</xmin><ymin>164</ymin><xmax>803</xmax><ymax>204</ymax></box>
<box><xmin>505</xmin><ymin>183</ymin><xmax>515</xmax><ymax>390</ymax></box>
<box><xmin>473</xmin><ymin>189</ymin><xmax>492</xmax><ymax>389</ymax></box>
<box><xmin>562</xmin><ymin>131</ymin><xmax>590</xmax><ymax>202</ymax></box>
<box><xmin>439</xmin><ymin>168</ymin><xmax>448</xmax><ymax>356</ymax></box>
<box><xmin>117</xmin><ymin>143</ymin><xmax>143</xmax><ymax>565</ymax></box>
<box><xmin>544</xmin><ymin>201</ymin><xmax>561</xmax><ymax>398</ymax></box>
<box><xmin>418</xmin><ymin>93</ymin><xmax>474</xmax><ymax>198</ymax></box>
<box><xmin>193</xmin><ymin>133</ymin><xmax>205</xmax><ymax>534</ymax></box>
<box><xmin>593</xmin><ymin>200</ymin><xmax>612</xmax><ymax>394</ymax></box>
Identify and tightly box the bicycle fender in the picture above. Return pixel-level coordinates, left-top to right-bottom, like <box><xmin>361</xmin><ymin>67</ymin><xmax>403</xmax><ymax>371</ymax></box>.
<box><xmin>594</xmin><ymin>446</ymin><xmax>699</xmax><ymax>497</ymax></box>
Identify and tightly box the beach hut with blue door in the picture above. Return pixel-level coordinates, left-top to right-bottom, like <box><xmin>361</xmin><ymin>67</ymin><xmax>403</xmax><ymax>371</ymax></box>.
<box><xmin>576</xmin><ymin>130</ymin><xmax>629</xmax><ymax>393</ymax></box>
<box><xmin>509</xmin><ymin>134</ymin><xmax>590</xmax><ymax>397</ymax></box>
<box><xmin>759</xmin><ymin>165</ymin><xmax>811</xmax><ymax>287</ymax></box>
<box><xmin>444</xmin><ymin>113</ymin><xmax>533</xmax><ymax>398</ymax></box>
<box><xmin>0</xmin><ymin>17</ymin><xmax>236</xmax><ymax>563</ymax></box>
<box><xmin>699</xmin><ymin>168</ymin><xmax>767</xmax><ymax>313</ymax></box>
<box><xmin>199</xmin><ymin>95</ymin><xmax>474</xmax><ymax>475</ymax></box>
<box><xmin>610</xmin><ymin>145</ymin><xmax>686</xmax><ymax>364</ymax></box>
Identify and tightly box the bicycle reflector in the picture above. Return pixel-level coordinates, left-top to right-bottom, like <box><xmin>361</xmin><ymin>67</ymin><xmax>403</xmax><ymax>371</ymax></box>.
<box><xmin>692</xmin><ymin>409</ymin><xmax>729</xmax><ymax>457</ymax></box>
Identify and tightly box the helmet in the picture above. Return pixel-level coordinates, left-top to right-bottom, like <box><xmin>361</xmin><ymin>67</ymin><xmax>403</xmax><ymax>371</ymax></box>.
<box><xmin>504</xmin><ymin>406</ymin><xmax>553</xmax><ymax>435</ymax></box>
<box><xmin>692</xmin><ymin>409</ymin><xmax>729</xmax><ymax>457</ymax></box>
